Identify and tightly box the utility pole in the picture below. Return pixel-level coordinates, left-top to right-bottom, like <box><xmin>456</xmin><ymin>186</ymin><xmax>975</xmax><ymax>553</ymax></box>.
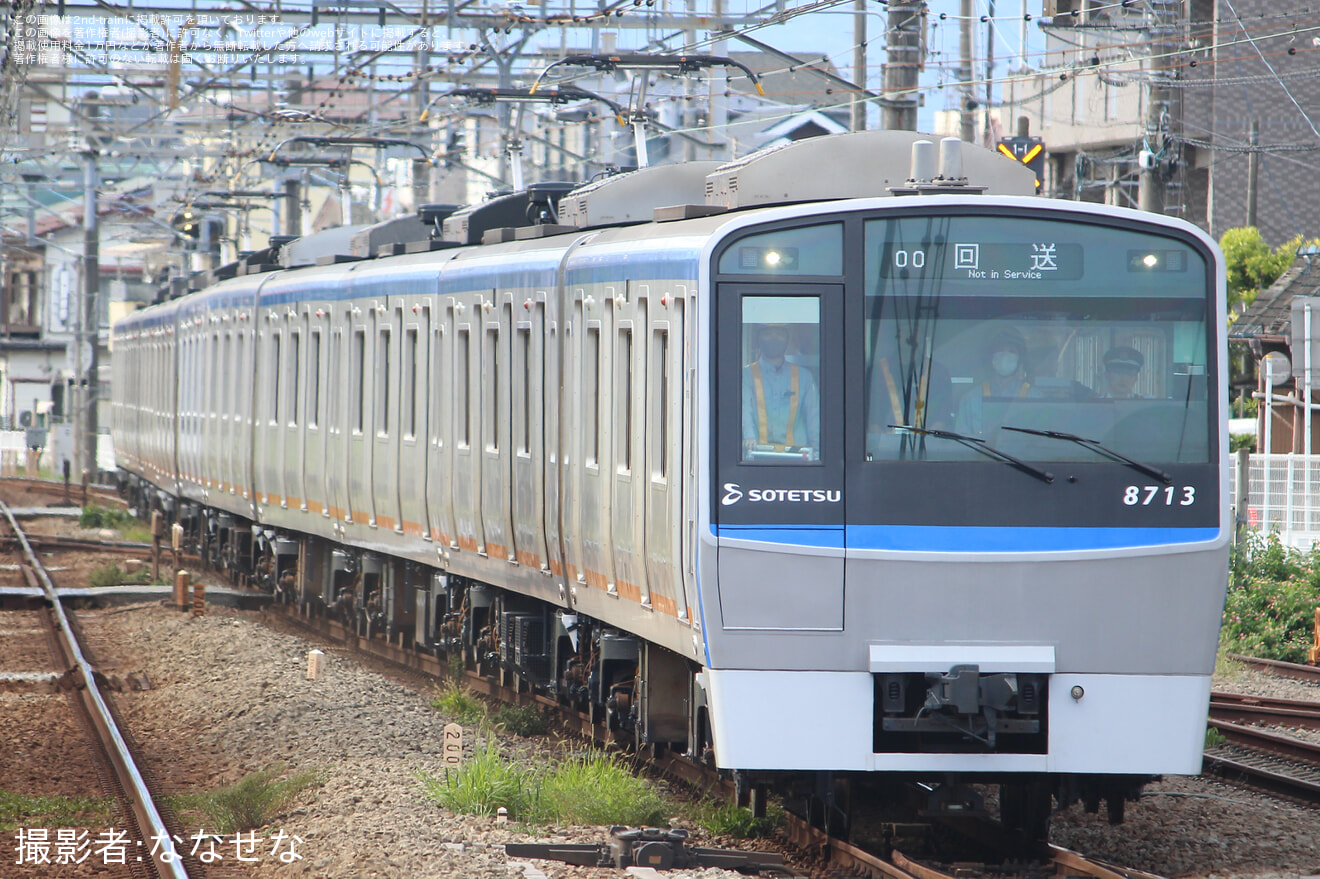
<box><xmin>851</xmin><ymin>0</ymin><xmax>868</xmax><ymax>132</ymax></box>
<box><xmin>1138</xmin><ymin>0</ymin><xmax>1180</xmax><ymax>214</ymax></box>
<box><xmin>81</xmin><ymin>152</ymin><xmax>99</xmax><ymax>479</ymax></box>
<box><xmin>959</xmin><ymin>0</ymin><xmax>975</xmax><ymax>143</ymax></box>
<box><xmin>1246</xmin><ymin>119</ymin><xmax>1260</xmax><ymax>228</ymax></box>
<box><xmin>882</xmin><ymin>1</ymin><xmax>924</xmax><ymax>131</ymax></box>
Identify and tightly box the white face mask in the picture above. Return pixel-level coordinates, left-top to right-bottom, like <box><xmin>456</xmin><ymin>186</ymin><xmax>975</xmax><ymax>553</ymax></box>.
<box><xmin>991</xmin><ymin>350</ymin><xmax>1020</xmax><ymax>377</ymax></box>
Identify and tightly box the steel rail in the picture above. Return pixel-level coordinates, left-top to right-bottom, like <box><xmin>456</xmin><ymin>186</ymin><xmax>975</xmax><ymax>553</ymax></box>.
<box><xmin>1229</xmin><ymin>653</ymin><xmax>1320</xmax><ymax>683</ymax></box>
<box><xmin>0</xmin><ymin>500</ymin><xmax>189</xmax><ymax>879</ymax></box>
<box><xmin>1203</xmin><ymin>748</ymin><xmax>1320</xmax><ymax>802</ymax></box>
<box><xmin>1209</xmin><ymin>693</ymin><xmax>1320</xmax><ymax>731</ymax></box>
<box><xmin>1209</xmin><ymin>719</ymin><xmax>1320</xmax><ymax>765</ymax></box>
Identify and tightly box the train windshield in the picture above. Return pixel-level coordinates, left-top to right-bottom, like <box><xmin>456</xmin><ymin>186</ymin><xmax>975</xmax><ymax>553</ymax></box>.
<box><xmin>862</xmin><ymin>215</ymin><xmax>1211</xmax><ymax>465</ymax></box>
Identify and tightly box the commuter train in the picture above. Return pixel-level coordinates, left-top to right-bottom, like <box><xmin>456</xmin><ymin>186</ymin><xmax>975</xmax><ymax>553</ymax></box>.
<box><xmin>112</xmin><ymin>131</ymin><xmax>1229</xmax><ymax>837</ymax></box>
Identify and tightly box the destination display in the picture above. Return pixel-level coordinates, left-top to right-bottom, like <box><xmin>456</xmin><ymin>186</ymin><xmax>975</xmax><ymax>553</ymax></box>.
<box><xmin>877</xmin><ymin>241</ymin><xmax>1086</xmax><ymax>281</ymax></box>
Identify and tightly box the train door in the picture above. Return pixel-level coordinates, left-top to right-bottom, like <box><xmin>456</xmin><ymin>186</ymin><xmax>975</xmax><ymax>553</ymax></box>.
<box><xmin>560</xmin><ymin>295</ymin><xmax>587</xmax><ymax>589</ymax></box>
<box><xmin>480</xmin><ymin>293</ymin><xmax>516</xmax><ymax>562</ymax></box>
<box><xmin>347</xmin><ymin>302</ymin><xmax>376</xmax><ymax>528</ymax></box>
<box><xmin>714</xmin><ymin>284</ymin><xmax>846</xmax><ymax>630</ymax></box>
<box><xmin>512</xmin><ymin>291</ymin><xmax>550</xmax><ymax>571</ymax></box>
<box><xmin>371</xmin><ymin>302</ymin><xmax>402</xmax><ymax>531</ymax></box>
<box><xmin>398</xmin><ymin>299</ymin><xmax>431</xmax><ymax>538</ymax></box>
<box><xmin>612</xmin><ymin>285</ymin><xmax>649</xmax><ymax>606</ymax></box>
<box><xmin>238</xmin><ymin>310</ymin><xmax>257</xmax><ymax>507</ymax></box>
<box><xmin>542</xmin><ymin>290</ymin><xmax>565</xmax><ymax>589</ymax></box>
<box><xmin>325</xmin><ymin>310</ymin><xmax>352</xmax><ymax>528</ymax></box>
<box><xmin>450</xmin><ymin>293</ymin><xmax>486</xmax><ymax>555</ymax></box>
<box><xmin>303</xmin><ymin>309</ymin><xmax>328</xmax><ymax>517</ymax></box>
<box><xmin>581</xmin><ymin>284</ymin><xmax>616</xmax><ymax>594</ymax></box>
<box><xmin>429</xmin><ymin>302</ymin><xmax>455</xmax><ymax>548</ymax></box>
<box><xmin>284</xmin><ymin>312</ymin><xmax>308</xmax><ymax>511</ymax></box>
<box><xmin>256</xmin><ymin>318</ymin><xmax>283</xmax><ymax>509</ymax></box>
<box><xmin>646</xmin><ymin>286</ymin><xmax>691</xmax><ymax>622</ymax></box>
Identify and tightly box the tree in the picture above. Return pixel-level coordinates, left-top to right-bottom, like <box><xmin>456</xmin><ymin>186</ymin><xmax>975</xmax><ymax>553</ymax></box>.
<box><xmin>1220</xmin><ymin>227</ymin><xmax>1305</xmax><ymax>315</ymax></box>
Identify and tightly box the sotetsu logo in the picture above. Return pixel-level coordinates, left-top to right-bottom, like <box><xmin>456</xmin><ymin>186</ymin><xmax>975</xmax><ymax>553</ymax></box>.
<box><xmin>721</xmin><ymin>483</ymin><xmax>842</xmax><ymax>505</ymax></box>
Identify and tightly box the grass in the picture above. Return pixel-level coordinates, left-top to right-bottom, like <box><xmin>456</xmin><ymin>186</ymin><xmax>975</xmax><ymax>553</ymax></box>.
<box><xmin>491</xmin><ymin>704</ymin><xmax>550</xmax><ymax>737</ymax></box>
<box><xmin>430</xmin><ymin>683</ymin><xmax>488</xmax><ymax>725</ymax></box>
<box><xmin>417</xmin><ymin>742</ymin><xmax>537</xmax><ymax>820</ymax></box>
<box><xmin>170</xmin><ymin>765</ymin><xmax>322</xmax><ymax>834</ymax></box>
<box><xmin>78</xmin><ymin>505</ymin><xmax>137</xmax><ymax>531</ymax></box>
<box><xmin>691</xmin><ymin>800</ymin><xmax>785</xmax><ymax>838</ymax></box>
<box><xmin>0</xmin><ymin>789</ymin><xmax>112</xmax><ymax>831</ymax></box>
<box><xmin>121</xmin><ymin>525</ymin><xmax>153</xmax><ymax>544</ymax></box>
<box><xmin>1214</xmin><ymin>642</ymin><xmax>1247</xmax><ymax>681</ymax></box>
<box><xmin>419</xmin><ymin>746</ymin><xmax>670</xmax><ymax>827</ymax></box>
<box><xmin>1205</xmin><ymin>727</ymin><xmax>1226</xmax><ymax>749</ymax></box>
<box><xmin>88</xmin><ymin>562</ymin><xmax>125</xmax><ymax>588</ymax></box>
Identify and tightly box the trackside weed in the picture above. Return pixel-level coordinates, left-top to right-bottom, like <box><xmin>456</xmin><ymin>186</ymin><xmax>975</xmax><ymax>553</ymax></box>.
<box><xmin>173</xmin><ymin>764</ymin><xmax>323</xmax><ymax>834</ymax></box>
<box><xmin>417</xmin><ymin>742</ymin><xmax>537</xmax><ymax>820</ymax></box>
<box><xmin>692</xmin><ymin>800</ymin><xmax>784</xmax><ymax>838</ymax></box>
<box><xmin>0</xmin><ymin>790</ymin><xmax>111</xmax><ymax>831</ymax></box>
<box><xmin>534</xmin><ymin>751</ymin><xmax>669</xmax><ymax>826</ymax></box>
<box><xmin>430</xmin><ymin>683</ymin><xmax>488</xmax><ymax>725</ymax></box>
<box><xmin>491</xmin><ymin>704</ymin><xmax>550</xmax><ymax>737</ymax></box>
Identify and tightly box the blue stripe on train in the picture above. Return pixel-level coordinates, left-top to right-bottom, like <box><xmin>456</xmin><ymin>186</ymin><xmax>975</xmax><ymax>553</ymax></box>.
<box><xmin>717</xmin><ymin>525</ymin><xmax>1220</xmax><ymax>551</ymax></box>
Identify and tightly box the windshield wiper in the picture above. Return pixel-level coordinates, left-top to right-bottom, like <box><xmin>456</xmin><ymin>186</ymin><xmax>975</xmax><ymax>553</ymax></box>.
<box><xmin>1001</xmin><ymin>425</ymin><xmax>1171</xmax><ymax>485</ymax></box>
<box><xmin>889</xmin><ymin>426</ymin><xmax>1054</xmax><ymax>484</ymax></box>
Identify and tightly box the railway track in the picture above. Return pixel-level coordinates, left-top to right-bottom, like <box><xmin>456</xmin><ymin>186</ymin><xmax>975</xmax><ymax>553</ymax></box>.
<box><xmin>1228</xmin><ymin>653</ymin><xmax>1320</xmax><ymax>684</ymax></box>
<box><xmin>0</xmin><ymin>499</ymin><xmax>190</xmax><ymax>879</ymax></box>
<box><xmin>0</xmin><ymin>474</ymin><xmax>124</xmax><ymax>508</ymax></box>
<box><xmin>1209</xmin><ymin>690</ymin><xmax>1320</xmax><ymax>730</ymax></box>
<box><xmin>263</xmin><ymin>602</ymin><xmax>1166</xmax><ymax>879</ymax></box>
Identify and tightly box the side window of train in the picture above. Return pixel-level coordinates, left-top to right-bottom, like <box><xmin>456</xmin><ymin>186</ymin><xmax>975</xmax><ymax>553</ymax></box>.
<box><xmin>270</xmin><ymin>330</ymin><xmax>282</xmax><ymax>425</ymax></box>
<box><xmin>309</xmin><ymin>330</ymin><xmax>321</xmax><ymax>429</ymax></box>
<box><xmin>377</xmin><ymin>327</ymin><xmax>391</xmax><ymax>437</ymax></box>
<box><xmin>352</xmin><ymin>328</ymin><xmax>366</xmax><ymax>435</ymax></box>
<box><xmin>739</xmin><ymin>295</ymin><xmax>823</xmax><ymax>465</ymax></box>
<box><xmin>289</xmin><ymin>329</ymin><xmax>301</xmax><ymax>427</ymax></box>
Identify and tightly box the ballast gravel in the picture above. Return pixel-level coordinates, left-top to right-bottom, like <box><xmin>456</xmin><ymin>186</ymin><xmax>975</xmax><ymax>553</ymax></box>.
<box><xmin>96</xmin><ymin>602</ymin><xmax>1320</xmax><ymax>879</ymax></box>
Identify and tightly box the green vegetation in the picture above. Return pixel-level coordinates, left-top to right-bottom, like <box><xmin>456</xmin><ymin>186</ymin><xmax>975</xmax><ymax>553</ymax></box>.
<box><xmin>171</xmin><ymin>765</ymin><xmax>322</xmax><ymax>834</ymax></box>
<box><xmin>692</xmin><ymin>800</ymin><xmax>784</xmax><ymax>839</ymax></box>
<box><xmin>78</xmin><ymin>505</ymin><xmax>137</xmax><ymax>531</ymax></box>
<box><xmin>430</xmin><ymin>683</ymin><xmax>488</xmax><ymax>725</ymax></box>
<box><xmin>87</xmin><ymin>562</ymin><xmax>126</xmax><ymax>588</ymax></box>
<box><xmin>491</xmin><ymin>704</ymin><xmax>550</xmax><ymax>737</ymax></box>
<box><xmin>1222</xmin><ymin>531</ymin><xmax>1320</xmax><ymax>664</ymax></box>
<box><xmin>1229</xmin><ymin>433</ymin><xmax>1257</xmax><ymax>454</ymax></box>
<box><xmin>1205</xmin><ymin>727</ymin><xmax>1226</xmax><ymax>749</ymax></box>
<box><xmin>121</xmin><ymin>525</ymin><xmax>153</xmax><ymax>544</ymax></box>
<box><xmin>1220</xmin><ymin>228</ymin><xmax>1313</xmax><ymax>315</ymax></box>
<box><xmin>535</xmin><ymin>751</ymin><xmax>668</xmax><ymax>826</ymax></box>
<box><xmin>0</xmin><ymin>790</ymin><xmax>111</xmax><ymax>831</ymax></box>
<box><xmin>418</xmin><ymin>742</ymin><xmax>537</xmax><ymax>820</ymax></box>
<box><xmin>419</xmin><ymin>746</ymin><xmax>668</xmax><ymax>826</ymax></box>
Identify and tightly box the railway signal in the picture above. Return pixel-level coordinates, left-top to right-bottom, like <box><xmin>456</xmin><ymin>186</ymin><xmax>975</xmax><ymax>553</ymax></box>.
<box><xmin>997</xmin><ymin>135</ymin><xmax>1046</xmax><ymax>192</ymax></box>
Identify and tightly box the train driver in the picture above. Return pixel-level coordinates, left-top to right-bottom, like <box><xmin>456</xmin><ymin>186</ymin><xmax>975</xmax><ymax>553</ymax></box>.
<box><xmin>955</xmin><ymin>329</ymin><xmax>1038</xmax><ymax>436</ymax></box>
<box><xmin>865</xmin><ymin>341</ymin><xmax>954</xmax><ymax>456</ymax></box>
<box><xmin>1097</xmin><ymin>346</ymin><xmax>1147</xmax><ymax>399</ymax></box>
<box><xmin>742</xmin><ymin>323</ymin><xmax>820</xmax><ymax>460</ymax></box>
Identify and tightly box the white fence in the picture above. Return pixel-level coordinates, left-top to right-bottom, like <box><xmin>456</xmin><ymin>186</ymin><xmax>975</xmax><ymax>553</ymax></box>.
<box><xmin>0</xmin><ymin>430</ymin><xmax>116</xmax><ymax>477</ymax></box>
<box><xmin>1234</xmin><ymin>453</ymin><xmax>1320</xmax><ymax>549</ymax></box>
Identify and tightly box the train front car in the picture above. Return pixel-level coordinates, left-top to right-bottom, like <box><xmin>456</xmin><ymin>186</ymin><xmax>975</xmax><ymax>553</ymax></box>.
<box><xmin>699</xmin><ymin>196</ymin><xmax>1228</xmax><ymax>831</ymax></box>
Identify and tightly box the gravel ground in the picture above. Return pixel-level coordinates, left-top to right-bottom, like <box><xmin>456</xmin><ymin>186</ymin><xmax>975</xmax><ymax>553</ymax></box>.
<box><xmin>90</xmin><ymin>602</ymin><xmax>1320</xmax><ymax>879</ymax></box>
<box><xmin>96</xmin><ymin>603</ymin><xmax>758</xmax><ymax>879</ymax></box>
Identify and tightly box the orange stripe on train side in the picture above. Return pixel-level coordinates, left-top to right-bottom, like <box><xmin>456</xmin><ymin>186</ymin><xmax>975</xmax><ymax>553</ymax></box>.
<box><xmin>286</xmin><ymin>497</ymin><xmax>302</xmax><ymax>508</ymax></box>
<box><xmin>402</xmin><ymin>521</ymin><xmax>425</xmax><ymax>537</ymax></box>
<box><xmin>457</xmin><ymin>536</ymin><xmax>481</xmax><ymax>553</ymax></box>
<box><xmin>486</xmin><ymin>542</ymin><xmax>510</xmax><ymax>561</ymax></box>
<box><xmin>549</xmin><ymin>559</ymin><xmax>564</xmax><ymax>577</ymax></box>
<box><xmin>585</xmin><ymin>569</ymin><xmax>609</xmax><ymax>591</ymax></box>
<box><xmin>376</xmin><ymin>515</ymin><xmax>395</xmax><ymax>530</ymax></box>
<box><xmin>307</xmin><ymin>500</ymin><xmax>324</xmax><ymax>514</ymax></box>
<box><xmin>516</xmin><ymin>550</ymin><xmax>540</xmax><ymax>569</ymax></box>
<box><xmin>352</xmin><ymin>511</ymin><xmax>370</xmax><ymax>525</ymax></box>
<box><xmin>652</xmin><ymin>593</ymin><xmax>679</xmax><ymax>618</ymax></box>
<box><xmin>616</xmin><ymin>579</ymin><xmax>643</xmax><ymax>602</ymax></box>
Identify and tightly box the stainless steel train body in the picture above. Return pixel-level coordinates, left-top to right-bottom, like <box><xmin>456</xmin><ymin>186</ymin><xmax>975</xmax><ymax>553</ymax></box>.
<box><xmin>113</xmin><ymin>185</ymin><xmax>1229</xmax><ymax>811</ymax></box>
